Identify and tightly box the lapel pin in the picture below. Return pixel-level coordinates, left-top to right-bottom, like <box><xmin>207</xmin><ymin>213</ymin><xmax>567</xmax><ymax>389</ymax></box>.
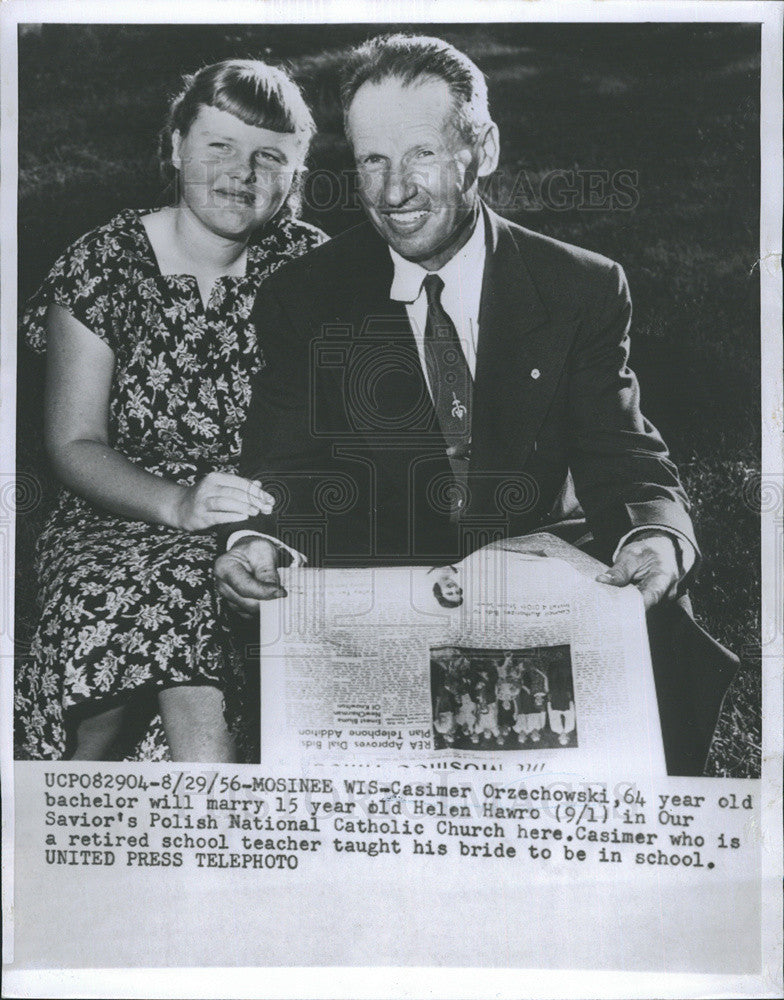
<box><xmin>530</xmin><ymin>368</ymin><xmax>541</xmax><ymax>380</ymax></box>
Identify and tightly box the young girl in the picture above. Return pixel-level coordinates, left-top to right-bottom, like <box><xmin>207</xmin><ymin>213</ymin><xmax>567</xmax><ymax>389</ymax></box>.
<box><xmin>16</xmin><ymin>61</ymin><xmax>326</xmax><ymax>762</ymax></box>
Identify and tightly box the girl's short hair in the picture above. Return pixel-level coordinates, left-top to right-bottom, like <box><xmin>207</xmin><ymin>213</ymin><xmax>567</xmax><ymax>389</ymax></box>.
<box><xmin>159</xmin><ymin>59</ymin><xmax>316</xmax><ymax>216</ymax></box>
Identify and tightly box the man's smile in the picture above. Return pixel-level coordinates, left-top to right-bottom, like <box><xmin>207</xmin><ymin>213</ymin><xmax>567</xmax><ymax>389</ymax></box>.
<box><xmin>381</xmin><ymin>207</ymin><xmax>431</xmax><ymax>231</ymax></box>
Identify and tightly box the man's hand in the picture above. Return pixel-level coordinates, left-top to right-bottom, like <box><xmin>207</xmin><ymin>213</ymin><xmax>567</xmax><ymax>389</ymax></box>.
<box><xmin>596</xmin><ymin>531</ymin><xmax>681</xmax><ymax>610</ymax></box>
<box><xmin>215</xmin><ymin>537</ymin><xmax>286</xmax><ymax>617</ymax></box>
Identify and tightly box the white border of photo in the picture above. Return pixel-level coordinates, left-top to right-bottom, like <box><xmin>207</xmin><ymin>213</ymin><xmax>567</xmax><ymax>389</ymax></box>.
<box><xmin>1</xmin><ymin>2</ymin><xmax>781</xmax><ymax>997</ymax></box>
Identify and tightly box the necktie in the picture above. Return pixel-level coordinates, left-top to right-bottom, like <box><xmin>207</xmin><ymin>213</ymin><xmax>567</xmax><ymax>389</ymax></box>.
<box><xmin>422</xmin><ymin>273</ymin><xmax>473</xmax><ymax>461</ymax></box>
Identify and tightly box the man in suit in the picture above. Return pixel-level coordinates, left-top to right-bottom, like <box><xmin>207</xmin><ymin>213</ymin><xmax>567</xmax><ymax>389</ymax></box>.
<box><xmin>215</xmin><ymin>34</ymin><xmax>737</xmax><ymax>774</ymax></box>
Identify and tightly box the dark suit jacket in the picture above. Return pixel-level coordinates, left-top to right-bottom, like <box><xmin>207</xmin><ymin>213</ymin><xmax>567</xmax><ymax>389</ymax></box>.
<box><xmin>228</xmin><ymin>206</ymin><xmax>697</xmax><ymax>564</ymax></box>
<box><xmin>225</xmin><ymin>205</ymin><xmax>737</xmax><ymax>775</ymax></box>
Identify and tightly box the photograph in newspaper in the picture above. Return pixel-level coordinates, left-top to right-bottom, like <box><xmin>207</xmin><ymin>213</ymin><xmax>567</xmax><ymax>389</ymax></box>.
<box><xmin>1</xmin><ymin>4</ymin><xmax>781</xmax><ymax>998</ymax></box>
<box><xmin>429</xmin><ymin>643</ymin><xmax>577</xmax><ymax>750</ymax></box>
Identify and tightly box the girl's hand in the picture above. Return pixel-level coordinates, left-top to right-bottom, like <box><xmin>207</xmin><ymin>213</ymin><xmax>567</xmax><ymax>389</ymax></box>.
<box><xmin>172</xmin><ymin>472</ymin><xmax>275</xmax><ymax>531</ymax></box>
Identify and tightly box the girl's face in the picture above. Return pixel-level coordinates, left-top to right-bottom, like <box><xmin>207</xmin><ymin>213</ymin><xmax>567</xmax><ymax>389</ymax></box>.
<box><xmin>172</xmin><ymin>105</ymin><xmax>304</xmax><ymax>241</ymax></box>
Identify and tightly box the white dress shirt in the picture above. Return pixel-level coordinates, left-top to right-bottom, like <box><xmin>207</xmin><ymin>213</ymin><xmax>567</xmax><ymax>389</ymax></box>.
<box><xmin>388</xmin><ymin>210</ymin><xmax>486</xmax><ymax>395</ymax></box>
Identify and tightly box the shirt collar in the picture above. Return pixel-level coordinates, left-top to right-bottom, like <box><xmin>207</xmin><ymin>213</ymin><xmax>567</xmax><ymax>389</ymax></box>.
<box><xmin>388</xmin><ymin>210</ymin><xmax>486</xmax><ymax>303</ymax></box>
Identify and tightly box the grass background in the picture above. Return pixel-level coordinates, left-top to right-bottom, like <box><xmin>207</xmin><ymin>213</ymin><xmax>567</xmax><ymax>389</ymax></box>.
<box><xmin>15</xmin><ymin>23</ymin><xmax>761</xmax><ymax>775</ymax></box>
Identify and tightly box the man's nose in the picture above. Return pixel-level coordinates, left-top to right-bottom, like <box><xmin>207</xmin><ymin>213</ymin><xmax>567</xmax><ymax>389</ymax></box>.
<box><xmin>382</xmin><ymin>164</ymin><xmax>416</xmax><ymax>206</ymax></box>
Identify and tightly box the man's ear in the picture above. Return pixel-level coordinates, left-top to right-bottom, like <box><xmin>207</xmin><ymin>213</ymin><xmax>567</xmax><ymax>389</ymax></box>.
<box><xmin>171</xmin><ymin>129</ymin><xmax>182</xmax><ymax>169</ymax></box>
<box><xmin>476</xmin><ymin>121</ymin><xmax>500</xmax><ymax>178</ymax></box>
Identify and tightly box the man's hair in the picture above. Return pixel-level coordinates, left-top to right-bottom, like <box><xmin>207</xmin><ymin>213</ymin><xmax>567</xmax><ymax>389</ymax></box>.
<box><xmin>339</xmin><ymin>34</ymin><xmax>491</xmax><ymax>142</ymax></box>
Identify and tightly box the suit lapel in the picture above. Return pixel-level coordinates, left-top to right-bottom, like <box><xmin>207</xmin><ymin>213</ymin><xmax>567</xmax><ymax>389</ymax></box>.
<box><xmin>472</xmin><ymin>207</ymin><xmax>566</xmax><ymax>470</ymax></box>
<box><xmin>335</xmin><ymin>225</ymin><xmax>441</xmax><ymax>442</ymax></box>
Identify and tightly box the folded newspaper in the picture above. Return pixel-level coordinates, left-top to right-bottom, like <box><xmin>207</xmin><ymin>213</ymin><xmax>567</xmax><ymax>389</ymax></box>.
<box><xmin>258</xmin><ymin>533</ymin><xmax>666</xmax><ymax>773</ymax></box>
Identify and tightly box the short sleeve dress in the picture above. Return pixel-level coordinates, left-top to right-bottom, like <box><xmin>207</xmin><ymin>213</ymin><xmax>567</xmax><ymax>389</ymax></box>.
<box><xmin>15</xmin><ymin>208</ymin><xmax>326</xmax><ymax>760</ymax></box>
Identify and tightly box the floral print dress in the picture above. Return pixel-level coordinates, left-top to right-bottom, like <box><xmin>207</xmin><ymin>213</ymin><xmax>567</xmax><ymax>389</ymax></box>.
<box><xmin>15</xmin><ymin>208</ymin><xmax>326</xmax><ymax>760</ymax></box>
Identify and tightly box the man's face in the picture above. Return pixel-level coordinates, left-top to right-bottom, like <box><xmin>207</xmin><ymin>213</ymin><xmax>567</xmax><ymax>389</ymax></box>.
<box><xmin>436</xmin><ymin>569</ymin><xmax>463</xmax><ymax>604</ymax></box>
<box><xmin>347</xmin><ymin>76</ymin><xmax>486</xmax><ymax>270</ymax></box>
